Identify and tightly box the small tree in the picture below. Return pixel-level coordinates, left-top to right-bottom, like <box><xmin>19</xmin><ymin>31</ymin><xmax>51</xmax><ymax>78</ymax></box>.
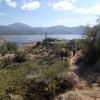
<box><xmin>83</xmin><ymin>22</ymin><xmax>100</xmax><ymax>62</ymax></box>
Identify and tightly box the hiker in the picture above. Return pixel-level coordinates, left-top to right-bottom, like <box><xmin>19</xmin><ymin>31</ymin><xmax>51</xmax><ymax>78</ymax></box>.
<box><xmin>72</xmin><ymin>44</ymin><xmax>77</xmax><ymax>56</ymax></box>
<box><xmin>61</xmin><ymin>48</ymin><xmax>65</xmax><ymax>60</ymax></box>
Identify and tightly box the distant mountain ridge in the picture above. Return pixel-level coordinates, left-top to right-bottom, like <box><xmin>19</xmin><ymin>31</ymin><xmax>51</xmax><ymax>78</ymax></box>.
<box><xmin>0</xmin><ymin>22</ymin><xmax>85</xmax><ymax>35</ymax></box>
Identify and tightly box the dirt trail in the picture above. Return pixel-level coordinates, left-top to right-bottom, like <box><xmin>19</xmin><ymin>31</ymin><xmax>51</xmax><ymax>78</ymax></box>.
<box><xmin>55</xmin><ymin>51</ymin><xmax>100</xmax><ymax>100</ymax></box>
<box><xmin>69</xmin><ymin>54</ymin><xmax>78</xmax><ymax>71</ymax></box>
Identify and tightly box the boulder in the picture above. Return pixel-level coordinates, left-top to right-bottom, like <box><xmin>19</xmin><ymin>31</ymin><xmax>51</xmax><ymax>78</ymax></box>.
<box><xmin>57</xmin><ymin>96</ymin><xmax>66</xmax><ymax>100</ymax></box>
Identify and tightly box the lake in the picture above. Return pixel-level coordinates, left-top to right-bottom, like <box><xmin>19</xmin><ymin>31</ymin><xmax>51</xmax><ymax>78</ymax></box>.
<box><xmin>2</xmin><ymin>35</ymin><xmax>85</xmax><ymax>45</ymax></box>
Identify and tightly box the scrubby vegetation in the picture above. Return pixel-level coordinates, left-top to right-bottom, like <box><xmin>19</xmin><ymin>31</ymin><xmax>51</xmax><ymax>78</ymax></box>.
<box><xmin>13</xmin><ymin>51</ymin><xmax>28</xmax><ymax>63</ymax></box>
<box><xmin>0</xmin><ymin>38</ymin><xmax>80</xmax><ymax>100</ymax></box>
<box><xmin>0</xmin><ymin>56</ymin><xmax>76</xmax><ymax>100</ymax></box>
<box><xmin>0</xmin><ymin>42</ymin><xmax>18</xmax><ymax>56</ymax></box>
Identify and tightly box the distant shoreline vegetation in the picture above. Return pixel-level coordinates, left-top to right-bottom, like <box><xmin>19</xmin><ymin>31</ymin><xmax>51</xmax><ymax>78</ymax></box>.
<box><xmin>1</xmin><ymin>35</ymin><xmax>85</xmax><ymax>46</ymax></box>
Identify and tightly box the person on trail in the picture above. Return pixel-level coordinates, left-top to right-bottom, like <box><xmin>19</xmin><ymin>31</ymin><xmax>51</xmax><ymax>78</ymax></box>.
<box><xmin>61</xmin><ymin>48</ymin><xmax>65</xmax><ymax>60</ymax></box>
<box><xmin>72</xmin><ymin>44</ymin><xmax>77</xmax><ymax>56</ymax></box>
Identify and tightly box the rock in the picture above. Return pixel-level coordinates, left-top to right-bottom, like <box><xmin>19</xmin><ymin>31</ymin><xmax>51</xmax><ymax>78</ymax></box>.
<box><xmin>26</xmin><ymin>75</ymin><xmax>39</xmax><ymax>80</ymax></box>
<box><xmin>49</xmin><ymin>54</ymin><xmax>56</xmax><ymax>59</ymax></box>
<box><xmin>66</xmin><ymin>91</ymin><xmax>84</xmax><ymax>100</ymax></box>
<box><xmin>10</xmin><ymin>94</ymin><xmax>23</xmax><ymax>100</ymax></box>
<box><xmin>57</xmin><ymin>96</ymin><xmax>66</xmax><ymax>100</ymax></box>
<box><xmin>92</xmin><ymin>83</ymin><xmax>99</xmax><ymax>89</ymax></box>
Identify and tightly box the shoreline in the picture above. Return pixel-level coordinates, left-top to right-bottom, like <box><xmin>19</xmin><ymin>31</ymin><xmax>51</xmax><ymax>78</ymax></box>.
<box><xmin>0</xmin><ymin>38</ymin><xmax>8</xmax><ymax>44</ymax></box>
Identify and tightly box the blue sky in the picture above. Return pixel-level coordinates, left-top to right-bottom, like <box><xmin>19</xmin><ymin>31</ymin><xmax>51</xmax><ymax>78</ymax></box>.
<box><xmin>0</xmin><ymin>0</ymin><xmax>100</xmax><ymax>27</ymax></box>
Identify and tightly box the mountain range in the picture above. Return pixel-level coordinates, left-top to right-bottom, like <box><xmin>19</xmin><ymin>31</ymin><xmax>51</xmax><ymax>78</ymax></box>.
<box><xmin>0</xmin><ymin>22</ymin><xmax>85</xmax><ymax>35</ymax></box>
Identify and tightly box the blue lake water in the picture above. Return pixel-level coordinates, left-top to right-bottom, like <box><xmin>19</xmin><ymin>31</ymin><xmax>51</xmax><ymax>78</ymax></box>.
<box><xmin>2</xmin><ymin>35</ymin><xmax>84</xmax><ymax>45</ymax></box>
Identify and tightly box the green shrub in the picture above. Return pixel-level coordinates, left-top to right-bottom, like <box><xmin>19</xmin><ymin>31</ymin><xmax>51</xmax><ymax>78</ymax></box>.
<box><xmin>54</xmin><ymin>43</ymin><xmax>72</xmax><ymax>50</ymax></box>
<box><xmin>1</xmin><ymin>51</ymin><xmax>7</xmax><ymax>56</ymax></box>
<box><xmin>1</xmin><ymin>42</ymin><xmax>18</xmax><ymax>53</ymax></box>
<box><xmin>0</xmin><ymin>67</ymin><xmax>28</xmax><ymax>99</ymax></box>
<box><xmin>0</xmin><ymin>58</ymin><xmax>12</xmax><ymax>69</ymax></box>
<box><xmin>43</xmin><ymin>38</ymin><xmax>56</xmax><ymax>43</ymax></box>
<box><xmin>13</xmin><ymin>51</ymin><xmax>28</xmax><ymax>63</ymax></box>
<box><xmin>36</xmin><ymin>41</ymin><xmax>42</xmax><ymax>46</ymax></box>
<box><xmin>0</xmin><ymin>46</ymin><xmax>8</xmax><ymax>56</ymax></box>
<box><xmin>82</xmin><ymin>23</ymin><xmax>100</xmax><ymax>63</ymax></box>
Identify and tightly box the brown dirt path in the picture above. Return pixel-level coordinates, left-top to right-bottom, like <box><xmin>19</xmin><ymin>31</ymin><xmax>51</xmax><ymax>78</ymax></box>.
<box><xmin>69</xmin><ymin>53</ymin><xmax>78</xmax><ymax>71</ymax></box>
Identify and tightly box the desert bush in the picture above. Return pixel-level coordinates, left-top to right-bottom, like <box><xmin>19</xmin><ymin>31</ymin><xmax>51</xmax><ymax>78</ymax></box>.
<box><xmin>41</xmin><ymin>60</ymin><xmax>69</xmax><ymax>77</ymax></box>
<box><xmin>0</xmin><ymin>57</ymin><xmax>12</xmax><ymax>69</ymax></box>
<box><xmin>43</xmin><ymin>38</ymin><xmax>56</xmax><ymax>43</ymax></box>
<box><xmin>26</xmin><ymin>48</ymin><xmax>43</xmax><ymax>54</ymax></box>
<box><xmin>40</xmin><ymin>61</ymin><xmax>70</xmax><ymax>99</ymax></box>
<box><xmin>13</xmin><ymin>51</ymin><xmax>28</xmax><ymax>63</ymax></box>
<box><xmin>76</xmin><ymin>39</ymin><xmax>85</xmax><ymax>50</ymax></box>
<box><xmin>42</xmin><ymin>38</ymin><xmax>55</xmax><ymax>50</ymax></box>
<box><xmin>61</xmin><ymin>72</ymin><xmax>79</xmax><ymax>89</ymax></box>
<box><xmin>24</xmin><ymin>78</ymin><xmax>49</xmax><ymax>100</ymax></box>
<box><xmin>1</xmin><ymin>50</ymin><xmax>8</xmax><ymax>56</ymax></box>
<box><xmin>82</xmin><ymin>38</ymin><xmax>97</xmax><ymax>62</ymax></box>
<box><xmin>0</xmin><ymin>46</ymin><xmax>8</xmax><ymax>56</ymax></box>
<box><xmin>1</xmin><ymin>42</ymin><xmax>18</xmax><ymax>53</ymax></box>
<box><xmin>22</xmin><ymin>60</ymin><xmax>69</xmax><ymax>100</ymax></box>
<box><xmin>54</xmin><ymin>43</ymin><xmax>72</xmax><ymax>50</ymax></box>
<box><xmin>36</xmin><ymin>41</ymin><xmax>42</xmax><ymax>46</ymax></box>
<box><xmin>40</xmin><ymin>71</ymin><xmax>79</xmax><ymax>99</ymax></box>
<box><xmin>0</xmin><ymin>67</ymin><xmax>28</xmax><ymax>100</ymax></box>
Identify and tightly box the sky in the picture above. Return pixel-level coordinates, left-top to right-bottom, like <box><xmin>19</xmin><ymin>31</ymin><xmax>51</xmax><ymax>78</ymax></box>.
<box><xmin>0</xmin><ymin>0</ymin><xmax>100</xmax><ymax>27</ymax></box>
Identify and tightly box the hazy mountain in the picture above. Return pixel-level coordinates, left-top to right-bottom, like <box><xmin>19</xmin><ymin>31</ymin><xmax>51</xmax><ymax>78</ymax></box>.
<box><xmin>8</xmin><ymin>22</ymin><xmax>32</xmax><ymax>30</ymax></box>
<box><xmin>0</xmin><ymin>22</ymin><xmax>85</xmax><ymax>35</ymax></box>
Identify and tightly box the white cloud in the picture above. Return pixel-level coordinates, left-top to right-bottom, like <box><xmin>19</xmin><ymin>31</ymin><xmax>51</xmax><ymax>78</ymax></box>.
<box><xmin>52</xmin><ymin>1</ymin><xmax>75</xmax><ymax>11</ymax></box>
<box><xmin>75</xmin><ymin>4</ymin><xmax>100</xmax><ymax>14</ymax></box>
<box><xmin>71</xmin><ymin>0</ymin><xmax>76</xmax><ymax>2</ymax></box>
<box><xmin>90</xmin><ymin>21</ymin><xmax>97</xmax><ymax>26</ymax></box>
<box><xmin>58</xmin><ymin>19</ymin><xmax>68</xmax><ymax>23</ymax></box>
<box><xmin>48</xmin><ymin>3</ymin><xmax>52</xmax><ymax>7</ymax></box>
<box><xmin>67</xmin><ymin>0</ymin><xmax>76</xmax><ymax>3</ymax></box>
<box><xmin>21</xmin><ymin>1</ymin><xmax>40</xmax><ymax>10</ymax></box>
<box><xmin>4</xmin><ymin>0</ymin><xmax>17</xmax><ymax>8</ymax></box>
<box><xmin>0</xmin><ymin>13</ymin><xmax>8</xmax><ymax>15</ymax></box>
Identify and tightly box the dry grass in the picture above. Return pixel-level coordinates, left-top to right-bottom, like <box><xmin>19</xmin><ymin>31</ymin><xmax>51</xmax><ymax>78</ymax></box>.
<box><xmin>66</xmin><ymin>91</ymin><xmax>84</xmax><ymax>100</ymax></box>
